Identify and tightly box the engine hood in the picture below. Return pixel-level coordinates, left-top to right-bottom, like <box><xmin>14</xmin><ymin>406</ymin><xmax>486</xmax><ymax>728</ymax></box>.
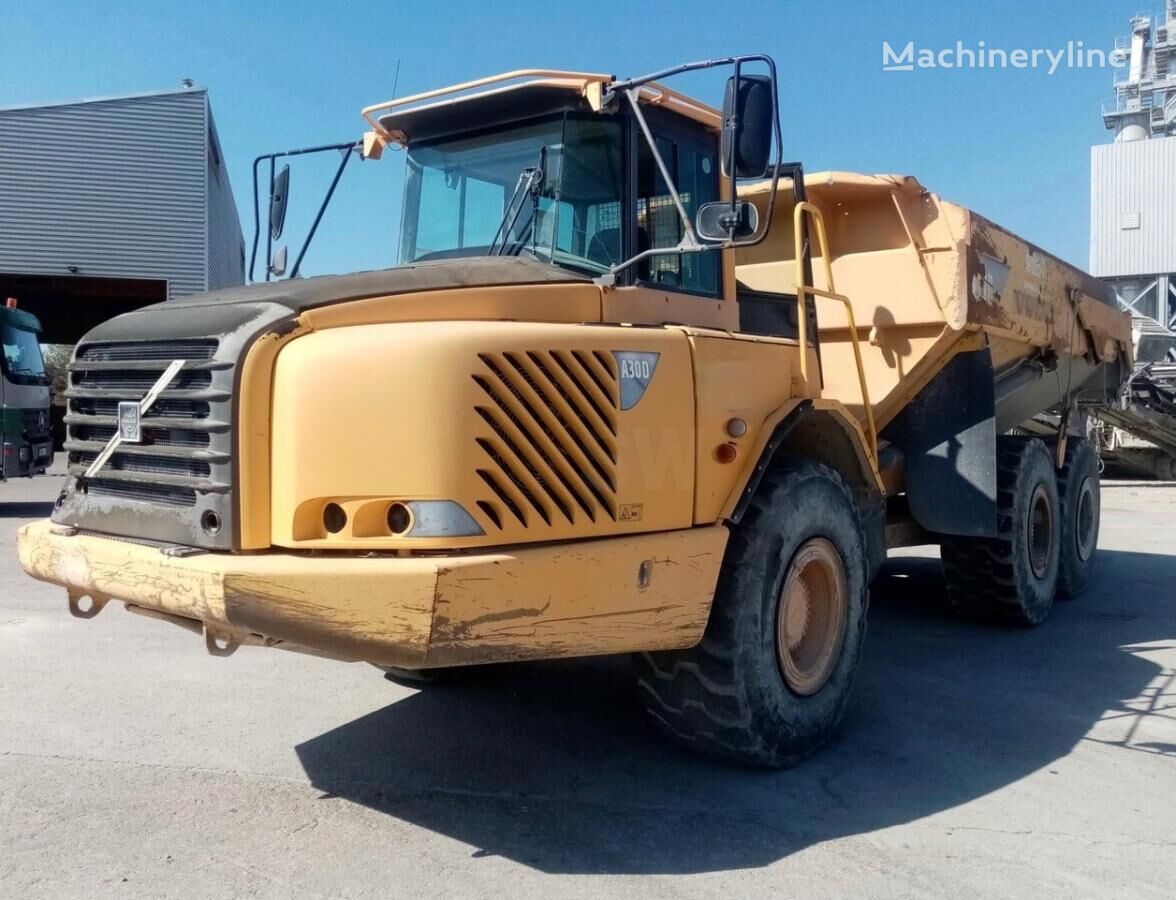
<box><xmin>84</xmin><ymin>256</ymin><xmax>591</xmax><ymax>344</ymax></box>
<box><xmin>56</xmin><ymin>257</ymin><xmax>589</xmax><ymax>551</ymax></box>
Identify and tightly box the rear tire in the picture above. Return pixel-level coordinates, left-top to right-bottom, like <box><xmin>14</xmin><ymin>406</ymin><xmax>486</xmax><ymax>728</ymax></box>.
<box><xmin>941</xmin><ymin>437</ymin><xmax>1060</xmax><ymax>625</ymax></box>
<box><xmin>635</xmin><ymin>462</ymin><xmax>868</xmax><ymax>768</ymax></box>
<box><xmin>1057</xmin><ymin>438</ymin><xmax>1100</xmax><ymax>598</ymax></box>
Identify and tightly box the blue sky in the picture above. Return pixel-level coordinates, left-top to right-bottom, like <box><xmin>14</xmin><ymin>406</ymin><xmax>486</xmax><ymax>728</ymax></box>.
<box><xmin>2</xmin><ymin>0</ymin><xmax>1136</xmax><ymax>277</ymax></box>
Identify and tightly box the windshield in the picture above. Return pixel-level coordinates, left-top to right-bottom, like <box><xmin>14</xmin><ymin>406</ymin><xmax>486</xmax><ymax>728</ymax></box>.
<box><xmin>1</xmin><ymin>323</ymin><xmax>48</xmax><ymax>384</ymax></box>
<box><xmin>399</xmin><ymin>114</ymin><xmax>624</xmax><ymax>275</ymax></box>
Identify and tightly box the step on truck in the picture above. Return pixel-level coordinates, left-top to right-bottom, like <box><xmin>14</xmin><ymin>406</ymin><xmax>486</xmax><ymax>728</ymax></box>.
<box><xmin>17</xmin><ymin>59</ymin><xmax>1132</xmax><ymax>766</ymax></box>
<box><xmin>1</xmin><ymin>299</ymin><xmax>53</xmax><ymax>481</ymax></box>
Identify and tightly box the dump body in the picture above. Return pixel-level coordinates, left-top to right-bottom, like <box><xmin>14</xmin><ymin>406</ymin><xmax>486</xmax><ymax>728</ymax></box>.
<box><xmin>739</xmin><ymin>172</ymin><xmax>1130</xmax><ymax>435</ymax></box>
<box><xmin>738</xmin><ymin>172</ymin><xmax>1130</xmax><ymax>537</ymax></box>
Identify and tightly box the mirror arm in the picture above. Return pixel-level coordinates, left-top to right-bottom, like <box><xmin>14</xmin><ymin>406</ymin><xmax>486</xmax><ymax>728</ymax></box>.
<box><xmin>289</xmin><ymin>144</ymin><xmax>359</xmax><ymax>279</ymax></box>
<box><xmin>249</xmin><ymin>140</ymin><xmax>362</xmax><ymax>283</ymax></box>
<box><xmin>265</xmin><ymin>156</ymin><xmax>276</xmax><ymax>282</ymax></box>
<box><xmin>608</xmin><ymin>235</ymin><xmax>723</xmax><ymax>278</ymax></box>
<box><xmin>249</xmin><ymin>156</ymin><xmax>262</xmax><ymax>283</ymax></box>
<box><xmin>721</xmin><ymin>56</ymin><xmax>784</xmax><ymax>253</ymax></box>
<box><xmin>622</xmin><ymin>89</ymin><xmax>701</xmax><ymax>250</ymax></box>
<box><xmin>604</xmin><ymin>56</ymin><xmax>742</xmax><ymax>101</ymax></box>
<box><xmin>726</xmin><ymin>58</ymin><xmax>742</xmax><ymax>241</ymax></box>
<box><xmin>601</xmin><ymin>55</ymin><xmax>783</xmax><ymax>273</ymax></box>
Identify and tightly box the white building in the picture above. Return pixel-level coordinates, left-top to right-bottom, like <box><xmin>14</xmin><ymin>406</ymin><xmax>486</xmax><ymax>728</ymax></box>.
<box><xmin>1091</xmin><ymin>3</ymin><xmax>1176</xmax><ymax>329</ymax></box>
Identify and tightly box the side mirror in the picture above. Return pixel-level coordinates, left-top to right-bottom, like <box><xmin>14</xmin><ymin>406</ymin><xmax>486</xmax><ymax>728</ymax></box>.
<box><xmin>269</xmin><ymin>245</ymin><xmax>288</xmax><ymax>278</ymax></box>
<box><xmin>269</xmin><ymin>165</ymin><xmax>290</xmax><ymax>240</ymax></box>
<box><xmin>695</xmin><ymin>200</ymin><xmax>759</xmax><ymax>242</ymax></box>
<box><xmin>720</xmin><ymin>74</ymin><xmax>774</xmax><ymax>179</ymax></box>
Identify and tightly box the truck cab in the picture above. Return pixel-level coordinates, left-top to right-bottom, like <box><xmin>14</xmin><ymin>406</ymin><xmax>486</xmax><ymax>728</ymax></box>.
<box><xmin>1</xmin><ymin>302</ymin><xmax>53</xmax><ymax>480</ymax></box>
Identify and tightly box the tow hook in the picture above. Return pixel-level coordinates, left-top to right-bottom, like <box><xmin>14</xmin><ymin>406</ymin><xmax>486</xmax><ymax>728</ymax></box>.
<box><xmin>204</xmin><ymin>627</ymin><xmax>243</xmax><ymax>658</ymax></box>
<box><xmin>68</xmin><ymin>591</ymin><xmax>109</xmax><ymax>619</ymax></box>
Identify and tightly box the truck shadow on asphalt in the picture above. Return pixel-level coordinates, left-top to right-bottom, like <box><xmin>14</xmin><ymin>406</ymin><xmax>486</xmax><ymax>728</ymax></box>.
<box><xmin>296</xmin><ymin>548</ymin><xmax>1176</xmax><ymax>874</ymax></box>
<box><xmin>0</xmin><ymin>502</ymin><xmax>55</xmax><ymax>519</ymax></box>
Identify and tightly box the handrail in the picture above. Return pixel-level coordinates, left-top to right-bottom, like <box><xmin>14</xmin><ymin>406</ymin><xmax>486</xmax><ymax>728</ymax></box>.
<box><xmin>793</xmin><ymin>201</ymin><xmax>879</xmax><ymax>464</ymax></box>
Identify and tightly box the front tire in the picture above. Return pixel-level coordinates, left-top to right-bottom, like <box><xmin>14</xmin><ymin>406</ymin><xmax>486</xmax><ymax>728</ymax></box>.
<box><xmin>635</xmin><ymin>462</ymin><xmax>869</xmax><ymax>768</ymax></box>
<box><xmin>380</xmin><ymin>666</ymin><xmax>466</xmax><ymax>688</ymax></box>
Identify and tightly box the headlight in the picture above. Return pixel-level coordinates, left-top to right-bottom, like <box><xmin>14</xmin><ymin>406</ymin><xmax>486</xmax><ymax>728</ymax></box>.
<box><xmin>401</xmin><ymin>500</ymin><xmax>484</xmax><ymax>538</ymax></box>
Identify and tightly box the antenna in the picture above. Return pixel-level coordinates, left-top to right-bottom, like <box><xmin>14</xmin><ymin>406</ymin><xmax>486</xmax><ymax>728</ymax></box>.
<box><xmin>391</xmin><ymin>59</ymin><xmax>401</xmax><ymax>100</ymax></box>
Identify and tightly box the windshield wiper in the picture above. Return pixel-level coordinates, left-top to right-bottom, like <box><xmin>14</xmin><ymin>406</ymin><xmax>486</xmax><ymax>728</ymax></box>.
<box><xmin>487</xmin><ymin>145</ymin><xmax>546</xmax><ymax>257</ymax></box>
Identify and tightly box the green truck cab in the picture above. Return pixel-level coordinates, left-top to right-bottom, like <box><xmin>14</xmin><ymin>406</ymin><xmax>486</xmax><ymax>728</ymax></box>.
<box><xmin>1</xmin><ymin>304</ymin><xmax>53</xmax><ymax>480</ymax></box>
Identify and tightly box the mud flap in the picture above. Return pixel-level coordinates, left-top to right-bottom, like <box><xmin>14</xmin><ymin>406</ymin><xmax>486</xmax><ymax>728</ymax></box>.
<box><xmin>881</xmin><ymin>347</ymin><xmax>997</xmax><ymax>538</ymax></box>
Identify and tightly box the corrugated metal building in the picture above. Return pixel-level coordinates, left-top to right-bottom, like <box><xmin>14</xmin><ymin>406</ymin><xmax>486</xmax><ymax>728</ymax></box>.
<box><xmin>1090</xmin><ymin>139</ymin><xmax>1176</xmax><ymax>278</ymax></box>
<box><xmin>0</xmin><ymin>87</ymin><xmax>243</xmax><ymax>343</ymax></box>
<box><xmin>1091</xmin><ymin>138</ymin><xmax>1176</xmax><ymax>330</ymax></box>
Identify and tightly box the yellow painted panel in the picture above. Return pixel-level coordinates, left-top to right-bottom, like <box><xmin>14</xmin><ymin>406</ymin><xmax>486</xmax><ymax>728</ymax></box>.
<box><xmin>269</xmin><ymin>320</ymin><xmax>697</xmax><ymax>550</ymax></box>
<box><xmin>17</xmin><ymin>520</ymin><xmax>727</xmax><ymax>669</ymax></box>
<box><xmin>428</xmin><ymin>525</ymin><xmax>727</xmax><ymax>665</ymax></box>
<box><xmin>685</xmin><ymin>331</ymin><xmax>801</xmax><ymax>523</ymax></box>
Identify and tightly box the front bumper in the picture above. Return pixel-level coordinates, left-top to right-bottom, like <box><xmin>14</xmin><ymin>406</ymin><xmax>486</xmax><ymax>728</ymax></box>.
<box><xmin>17</xmin><ymin>520</ymin><xmax>726</xmax><ymax>667</ymax></box>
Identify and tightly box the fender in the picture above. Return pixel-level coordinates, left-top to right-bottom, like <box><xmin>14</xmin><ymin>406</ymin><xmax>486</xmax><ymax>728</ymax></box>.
<box><xmin>722</xmin><ymin>398</ymin><xmax>886</xmax><ymax>578</ymax></box>
<box><xmin>724</xmin><ymin>399</ymin><xmax>883</xmax><ymax>524</ymax></box>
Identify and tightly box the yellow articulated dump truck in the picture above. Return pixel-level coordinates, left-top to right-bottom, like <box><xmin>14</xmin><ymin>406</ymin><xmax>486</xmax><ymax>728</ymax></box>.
<box><xmin>17</xmin><ymin>58</ymin><xmax>1131</xmax><ymax>766</ymax></box>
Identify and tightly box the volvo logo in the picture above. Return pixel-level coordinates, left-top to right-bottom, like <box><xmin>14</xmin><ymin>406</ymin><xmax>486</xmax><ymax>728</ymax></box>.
<box><xmin>118</xmin><ymin>402</ymin><xmax>142</xmax><ymax>443</ymax></box>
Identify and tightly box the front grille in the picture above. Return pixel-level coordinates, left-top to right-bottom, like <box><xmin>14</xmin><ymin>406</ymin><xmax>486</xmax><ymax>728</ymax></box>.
<box><xmin>77</xmin><ymin>340</ymin><xmax>218</xmax><ymax>363</ymax></box>
<box><xmin>63</xmin><ymin>339</ymin><xmax>232</xmax><ymax>517</ymax></box>
<box><xmin>87</xmin><ymin>480</ymin><xmax>198</xmax><ymax>508</ymax></box>
<box><xmin>71</xmin><ymin>398</ymin><xmax>211</xmax><ymax>420</ymax></box>
<box><xmin>71</xmin><ymin>369</ymin><xmax>213</xmax><ymax>392</ymax></box>
<box><xmin>70</xmin><ymin>451</ymin><xmax>212</xmax><ymax>479</ymax></box>
<box><xmin>472</xmin><ymin>349</ymin><xmax>618</xmax><ymax>529</ymax></box>
<box><xmin>72</xmin><ymin>424</ymin><xmax>211</xmax><ymax>448</ymax></box>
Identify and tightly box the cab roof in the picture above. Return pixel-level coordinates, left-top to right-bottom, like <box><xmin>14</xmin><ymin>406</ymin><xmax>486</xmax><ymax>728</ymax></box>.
<box><xmin>0</xmin><ymin>305</ymin><xmax>42</xmax><ymax>333</ymax></box>
<box><xmin>363</xmin><ymin>69</ymin><xmax>721</xmax><ymax>146</ymax></box>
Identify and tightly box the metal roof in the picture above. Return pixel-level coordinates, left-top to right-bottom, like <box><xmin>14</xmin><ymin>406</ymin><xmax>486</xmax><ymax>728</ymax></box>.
<box><xmin>0</xmin><ymin>86</ymin><xmax>206</xmax><ymax>115</ymax></box>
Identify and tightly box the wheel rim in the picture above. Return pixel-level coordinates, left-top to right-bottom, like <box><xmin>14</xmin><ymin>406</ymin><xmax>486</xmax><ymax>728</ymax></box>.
<box><xmin>776</xmin><ymin>538</ymin><xmax>848</xmax><ymax>697</ymax></box>
<box><xmin>1028</xmin><ymin>483</ymin><xmax>1055</xmax><ymax>579</ymax></box>
<box><xmin>1075</xmin><ymin>476</ymin><xmax>1097</xmax><ymax>562</ymax></box>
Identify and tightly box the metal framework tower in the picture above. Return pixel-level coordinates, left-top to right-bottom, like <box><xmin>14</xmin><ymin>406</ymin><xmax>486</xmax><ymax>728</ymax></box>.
<box><xmin>1092</xmin><ymin>3</ymin><xmax>1176</xmax><ymax>329</ymax></box>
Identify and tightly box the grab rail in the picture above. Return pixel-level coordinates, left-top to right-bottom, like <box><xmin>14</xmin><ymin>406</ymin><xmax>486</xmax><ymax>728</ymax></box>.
<box><xmin>793</xmin><ymin>201</ymin><xmax>878</xmax><ymax>464</ymax></box>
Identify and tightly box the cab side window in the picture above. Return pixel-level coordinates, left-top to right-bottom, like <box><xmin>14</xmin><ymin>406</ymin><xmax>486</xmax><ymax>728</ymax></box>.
<box><xmin>636</xmin><ymin>133</ymin><xmax>719</xmax><ymax>295</ymax></box>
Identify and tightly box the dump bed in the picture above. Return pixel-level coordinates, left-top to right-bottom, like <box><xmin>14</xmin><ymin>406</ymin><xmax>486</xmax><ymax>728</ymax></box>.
<box><xmin>737</xmin><ymin>172</ymin><xmax>1132</xmax><ymax>433</ymax></box>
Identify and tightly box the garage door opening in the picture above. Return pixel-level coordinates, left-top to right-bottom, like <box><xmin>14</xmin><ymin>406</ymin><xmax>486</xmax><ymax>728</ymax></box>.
<box><xmin>0</xmin><ymin>273</ymin><xmax>168</xmax><ymax>345</ymax></box>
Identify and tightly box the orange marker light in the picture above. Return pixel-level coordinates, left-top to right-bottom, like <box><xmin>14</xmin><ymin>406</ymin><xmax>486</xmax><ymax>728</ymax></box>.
<box><xmin>5</xmin><ymin>297</ymin><xmax>17</xmax><ymax>309</ymax></box>
<box><xmin>715</xmin><ymin>442</ymin><xmax>739</xmax><ymax>464</ymax></box>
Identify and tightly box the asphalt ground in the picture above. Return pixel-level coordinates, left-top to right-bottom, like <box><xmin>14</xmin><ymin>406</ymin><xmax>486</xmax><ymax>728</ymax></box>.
<box><xmin>2</xmin><ymin>467</ymin><xmax>1174</xmax><ymax>898</ymax></box>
